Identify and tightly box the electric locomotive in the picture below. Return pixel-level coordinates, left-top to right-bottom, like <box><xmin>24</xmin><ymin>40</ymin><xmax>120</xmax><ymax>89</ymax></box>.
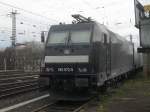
<box><xmin>40</xmin><ymin>14</ymin><xmax>142</xmax><ymax>100</ymax></box>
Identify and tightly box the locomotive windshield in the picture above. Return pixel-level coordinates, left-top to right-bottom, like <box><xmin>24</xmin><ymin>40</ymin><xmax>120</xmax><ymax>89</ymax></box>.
<box><xmin>70</xmin><ymin>30</ymin><xmax>91</xmax><ymax>43</ymax></box>
<box><xmin>47</xmin><ymin>31</ymin><xmax>69</xmax><ymax>44</ymax></box>
<box><xmin>47</xmin><ymin>30</ymin><xmax>91</xmax><ymax>45</ymax></box>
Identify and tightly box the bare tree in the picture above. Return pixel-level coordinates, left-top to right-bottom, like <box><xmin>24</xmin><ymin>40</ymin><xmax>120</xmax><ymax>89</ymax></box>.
<box><xmin>0</xmin><ymin>41</ymin><xmax>44</xmax><ymax>72</ymax></box>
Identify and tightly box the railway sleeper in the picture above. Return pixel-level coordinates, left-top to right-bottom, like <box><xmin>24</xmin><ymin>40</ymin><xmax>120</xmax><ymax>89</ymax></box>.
<box><xmin>0</xmin><ymin>80</ymin><xmax>38</xmax><ymax>89</ymax></box>
<box><xmin>0</xmin><ymin>74</ymin><xmax>38</xmax><ymax>79</ymax></box>
<box><xmin>0</xmin><ymin>76</ymin><xmax>39</xmax><ymax>83</ymax></box>
<box><xmin>0</xmin><ymin>86</ymin><xmax>39</xmax><ymax>99</ymax></box>
<box><xmin>0</xmin><ymin>83</ymin><xmax>38</xmax><ymax>94</ymax></box>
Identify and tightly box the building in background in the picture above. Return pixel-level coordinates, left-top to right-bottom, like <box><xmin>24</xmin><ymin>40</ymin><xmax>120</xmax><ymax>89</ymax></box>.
<box><xmin>134</xmin><ymin>0</ymin><xmax>150</xmax><ymax>76</ymax></box>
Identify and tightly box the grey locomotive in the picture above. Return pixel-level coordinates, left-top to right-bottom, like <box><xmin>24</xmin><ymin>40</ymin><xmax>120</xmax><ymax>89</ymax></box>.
<box><xmin>40</xmin><ymin>15</ymin><xmax>143</xmax><ymax>100</ymax></box>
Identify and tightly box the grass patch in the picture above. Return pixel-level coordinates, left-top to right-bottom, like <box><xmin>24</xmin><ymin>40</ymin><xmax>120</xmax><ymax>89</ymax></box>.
<box><xmin>97</xmin><ymin>71</ymin><xmax>150</xmax><ymax>112</ymax></box>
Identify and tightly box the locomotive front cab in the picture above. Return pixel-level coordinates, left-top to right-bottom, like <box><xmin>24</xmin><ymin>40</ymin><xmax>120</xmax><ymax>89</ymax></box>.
<box><xmin>42</xmin><ymin>23</ymin><xmax>98</xmax><ymax>99</ymax></box>
<box><xmin>44</xmin><ymin>23</ymin><xmax>94</xmax><ymax>74</ymax></box>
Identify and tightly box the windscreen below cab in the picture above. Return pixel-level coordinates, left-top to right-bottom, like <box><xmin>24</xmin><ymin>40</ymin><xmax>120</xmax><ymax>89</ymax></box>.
<box><xmin>47</xmin><ymin>30</ymin><xmax>91</xmax><ymax>45</ymax></box>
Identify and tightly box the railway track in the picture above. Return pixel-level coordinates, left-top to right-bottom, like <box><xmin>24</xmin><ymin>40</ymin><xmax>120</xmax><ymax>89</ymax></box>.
<box><xmin>0</xmin><ymin>70</ymin><xmax>24</xmax><ymax>75</ymax></box>
<box><xmin>0</xmin><ymin>72</ymin><xmax>38</xmax><ymax>78</ymax></box>
<box><xmin>31</xmin><ymin>100</ymin><xmax>89</xmax><ymax>112</ymax></box>
<box><xmin>0</xmin><ymin>71</ymin><xmax>46</xmax><ymax>99</ymax></box>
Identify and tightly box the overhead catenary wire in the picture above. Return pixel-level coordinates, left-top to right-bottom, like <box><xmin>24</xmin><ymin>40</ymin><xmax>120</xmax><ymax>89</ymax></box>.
<box><xmin>17</xmin><ymin>16</ymin><xmax>51</xmax><ymax>28</ymax></box>
<box><xmin>81</xmin><ymin>0</ymin><xmax>112</xmax><ymax>24</ymax></box>
<box><xmin>0</xmin><ymin>7</ymin><xmax>51</xmax><ymax>28</ymax></box>
<box><xmin>0</xmin><ymin>2</ymin><xmax>51</xmax><ymax>37</ymax></box>
<box><xmin>81</xmin><ymin>0</ymin><xmax>132</xmax><ymax>25</ymax></box>
<box><xmin>0</xmin><ymin>1</ymin><xmax>58</xmax><ymax>23</ymax></box>
<box><xmin>0</xmin><ymin>9</ymin><xmax>49</xmax><ymax>40</ymax></box>
<box><xmin>0</xmin><ymin>14</ymin><xmax>8</xmax><ymax>17</ymax></box>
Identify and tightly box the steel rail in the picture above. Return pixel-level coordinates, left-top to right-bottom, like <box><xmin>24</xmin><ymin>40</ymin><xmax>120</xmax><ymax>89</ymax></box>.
<box><xmin>31</xmin><ymin>102</ymin><xmax>56</xmax><ymax>112</ymax></box>
<box><xmin>30</xmin><ymin>100</ymin><xmax>90</xmax><ymax>112</ymax></box>
<box><xmin>0</xmin><ymin>79</ymin><xmax>38</xmax><ymax>87</ymax></box>
<box><xmin>0</xmin><ymin>74</ymin><xmax>38</xmax><ymax>79</ymax></box>
<box><xmin>0</xmin><ymin>86</ymin><xmax>39</xmax><ymax>99</ymax></box>
<box><xmin>0</xmin><ymin>83</ymin><xmax>38</xmax><ymax>92</ymax></box>
<box><xmin>0</xmin><ymin>71</ymin><xmax>47</xmax><ymax>99</ymax></box>
<box><xmin>0</xmin><ymin>75</ymin><xmax>39</xmax><ymax>81</ymax></box>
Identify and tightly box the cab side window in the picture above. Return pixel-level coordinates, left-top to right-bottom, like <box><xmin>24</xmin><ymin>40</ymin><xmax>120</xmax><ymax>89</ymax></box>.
<box><xmin>104</xmin><ymin>33</ymin><xmax>107</xmax><ymax>44</ymax></box>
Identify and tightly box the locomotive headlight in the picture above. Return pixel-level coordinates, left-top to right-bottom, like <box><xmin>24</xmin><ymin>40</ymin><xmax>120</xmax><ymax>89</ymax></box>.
<box><xmin>46</xmin><ymin>67</ymin><xmax>54</xmax><ymax>72</ymax></box>
<box><xmin>78</xmin><ymin>68</ymin><xmax>87</xmax><ymax>73</ymax></box>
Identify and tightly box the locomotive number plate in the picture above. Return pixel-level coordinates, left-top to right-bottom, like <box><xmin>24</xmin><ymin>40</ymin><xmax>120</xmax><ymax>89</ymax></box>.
<box><xmin>58</xmin><ymin>68</ymin><xmax>74</xmax><ymax>72</ymax></box>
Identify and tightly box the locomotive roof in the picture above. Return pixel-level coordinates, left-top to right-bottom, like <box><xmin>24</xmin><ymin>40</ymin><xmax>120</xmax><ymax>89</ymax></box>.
<box><xmin>50</xmin><ymin>22</ymin><xmax>94</xmax><ymax>31</ymax></box>
<box><xmin>93</xmin><ymin>21</ymin><xmax>130</xmax><ymax>43</ymax></box>
<box><xmin>50</xmin><ymin>21</ymin><xmax>131</xmax><ymax>43</ymax></box>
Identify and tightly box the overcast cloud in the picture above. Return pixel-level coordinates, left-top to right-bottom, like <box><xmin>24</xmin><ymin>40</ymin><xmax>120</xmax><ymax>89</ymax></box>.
<box><xmin>0</xmin><ymin>0</ymin><xmax>150</xmax><ymax>48</ymax></box>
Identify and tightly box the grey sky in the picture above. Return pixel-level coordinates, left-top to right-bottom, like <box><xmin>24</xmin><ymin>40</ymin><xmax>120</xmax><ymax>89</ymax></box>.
<box><xmin>0</xmin><ymin>0</ymin><xmax>150</xmax><ymax>48</ymax></box>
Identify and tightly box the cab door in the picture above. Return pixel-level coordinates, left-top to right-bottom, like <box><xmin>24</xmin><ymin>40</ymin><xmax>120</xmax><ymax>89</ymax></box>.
<box><xmin>104</xmin><ymin>34</ymin><xmax>111</xmax><ymax>77</ymax></box>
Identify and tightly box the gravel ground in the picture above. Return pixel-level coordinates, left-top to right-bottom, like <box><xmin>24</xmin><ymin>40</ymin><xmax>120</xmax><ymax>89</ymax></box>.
<box><xmin>2</xmin><ymin>72</ymin><xmax>150</xmax><ymax>112</ymax></box>
<box><xmin>6</xmin><ymin>95</ymin><xmax>53</xmax><ymax>112</ymax></box>
<box><xmin>0</xmin><ymin>90</ymin><xmax>48</xmax><ymax>109</ymax></box>
<box><xmin>80</xmin><ymin>72</ymin><xmax>150</xmax><ymax>112</ymax></box>
<box><xmin>106</xmin><ymin>79</ymin><xmax>150</xmax><ymax>112</ymax></box>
